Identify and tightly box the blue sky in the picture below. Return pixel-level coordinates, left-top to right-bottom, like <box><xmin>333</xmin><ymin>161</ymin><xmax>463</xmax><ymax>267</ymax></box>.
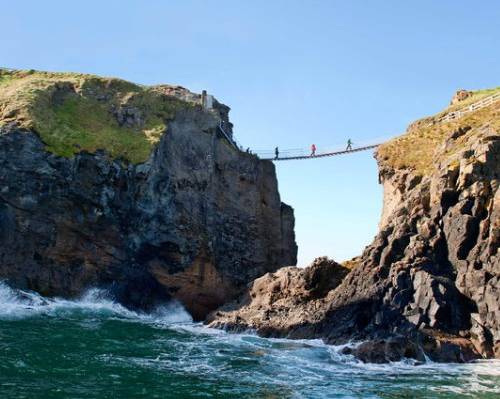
<box><xmin>2</xmin><ymin>1</ymin><xmax>499</xmax><ymax>265</ymax></box>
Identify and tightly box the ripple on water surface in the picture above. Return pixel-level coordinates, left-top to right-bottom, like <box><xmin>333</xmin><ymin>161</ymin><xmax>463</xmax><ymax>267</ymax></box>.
<box><xmin>0</xmin><ymin>282</ymin><xmax>499</xmax><ymax>398</ymax></box>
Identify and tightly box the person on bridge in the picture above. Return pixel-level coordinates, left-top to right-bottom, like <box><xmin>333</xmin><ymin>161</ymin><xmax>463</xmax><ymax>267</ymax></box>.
<box><xmin>346</xmin><ymin>139</ymin><xmax>353</xmax><ymax>151</ymax></box>
<box><xmin>310</xmin><ymin>144</ymin><xmax>316</xmax><ymax>157</ymax></box>
<box><xmin>274</xmin><ymin>147</ymin><xmax>279</xmax><ymax>160</ymax></box>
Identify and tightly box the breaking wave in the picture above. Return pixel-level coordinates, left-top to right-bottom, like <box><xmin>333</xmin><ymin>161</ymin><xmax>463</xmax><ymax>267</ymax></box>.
<box><xmin>0</xmin><ymin>280</ymin><xmax>192</xmax><ymax>324</ymax></box>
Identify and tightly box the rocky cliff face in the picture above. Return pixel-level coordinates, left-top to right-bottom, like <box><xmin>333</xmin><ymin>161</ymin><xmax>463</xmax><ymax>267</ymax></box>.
<box><xmin>209</xmin><ymin>89</ymin><xmax>500</xmax><ymax>362</ymax></box>
<box><xmin>0</xmin><ymin>69</ymin><xmax>297</xmax><ymax>320</ymax></box>
<box><xmin>207</xmin><ymin>257</ymin><xmax>350</xmax><ymax>335</ymax></box>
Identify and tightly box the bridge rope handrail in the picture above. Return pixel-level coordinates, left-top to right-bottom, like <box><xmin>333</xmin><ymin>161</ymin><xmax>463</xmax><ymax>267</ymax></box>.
<box><xmin>261</xmin><ymin>144</ymin><xmax>380</xmax><ymax>161</ymax></box>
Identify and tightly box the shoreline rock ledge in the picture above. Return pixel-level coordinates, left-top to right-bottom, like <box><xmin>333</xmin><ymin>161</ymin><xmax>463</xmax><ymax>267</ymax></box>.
<box><xmin>208</xmin><ymin>88</ymin><xmax>500</xmax><ymax>363</ymax></box>
<box><xmin>0</xmin><ymin>69</ymin><xmax>297</xmax><ymax>320</ymax></box>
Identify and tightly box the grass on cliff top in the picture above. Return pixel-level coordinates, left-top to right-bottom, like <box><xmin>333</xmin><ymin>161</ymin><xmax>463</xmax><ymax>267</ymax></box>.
<box><xmin>377</xmin><ymin>87</ymin><xmax>500</xmax><ymax>175</ymax></box>
<box><xmin>0</xmin><ymin>68</ymin><xmax>194</xmax><ymax>163</ymax></box>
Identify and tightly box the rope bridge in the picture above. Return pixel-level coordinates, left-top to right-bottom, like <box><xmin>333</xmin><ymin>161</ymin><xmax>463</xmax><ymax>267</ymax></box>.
<box><xmin>216</xmin><ymin>91</ymin><xmax>499</xmax><ymax>162</ymax></box>
<box><xmin>218</xmin><ymin>122</ymin><xmax>382</xmax><ymax>161</ymax></box>
<box><xmin>257</xmin><ymin>144</ymin><xmax>380</xmax><ymax>161</ymax></box>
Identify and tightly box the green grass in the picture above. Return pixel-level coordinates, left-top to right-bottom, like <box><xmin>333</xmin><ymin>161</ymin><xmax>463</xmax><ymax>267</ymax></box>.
<box><xmin>34</xmin><ymin>96</ymin><xmax>164</xmax><ymax>163</ymax></box>
<box><xmin>378</xmin><ymin>93</ymin><xmax>499</xmax><ymax>175</ymax></box>
<box><xmin>0</xmin><ymin>69</ymin><xmax>19</xmax><ymax>85</ymax></box>
<box><xmin>471</xmin><ymin>86</ymin><xmax>500</xmax><ymax>98</ymax></box>
<box><xmin>0</xmin><ymin>75</ymin><xmax>12</xmax><ymax>85</ymax></box>
<box><xmin>0</xmin><ymin>69</ymin><xmax>196</xmax><ymax>163</ymax></box>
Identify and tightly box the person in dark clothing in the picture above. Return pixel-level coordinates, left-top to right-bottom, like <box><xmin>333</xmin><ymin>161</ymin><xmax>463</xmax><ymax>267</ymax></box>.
<box><xmin>310</xmin><ymin>143</ymin><xmax>316</xmax><ymax>156</ymax></box>
<box><xmin>274</xmin><ymin>147</ymin><xmax>279</xmax><ymax>160</ymax></box>
<box><xmin>346</xmin><ymin>139</ymin><xmax>353</xmax><ymax>151</ymax></box>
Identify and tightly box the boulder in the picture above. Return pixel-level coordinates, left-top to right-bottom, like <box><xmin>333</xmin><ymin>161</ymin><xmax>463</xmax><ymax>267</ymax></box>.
<box><xmin>450</xmin><ymin>89</ymin><xmax>472</xmax><ymax>105</ymax></box>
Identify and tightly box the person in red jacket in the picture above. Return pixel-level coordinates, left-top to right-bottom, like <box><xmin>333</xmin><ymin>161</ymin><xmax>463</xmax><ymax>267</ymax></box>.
<box><xmin>311</xmin><ymin>143</ymin><xmax>316</xmax><ymax>156</ymax></box>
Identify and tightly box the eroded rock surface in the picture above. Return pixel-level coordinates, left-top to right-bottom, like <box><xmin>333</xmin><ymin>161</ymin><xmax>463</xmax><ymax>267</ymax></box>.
<box><xmin>207</xmin><ymin>257</ymin><xmax>349</xmax><ymax>336</ymax></box>
<box><xmin>209</xmin><ymin>93</ymin><xmax>500</xmax><ymax>362</ymax></box>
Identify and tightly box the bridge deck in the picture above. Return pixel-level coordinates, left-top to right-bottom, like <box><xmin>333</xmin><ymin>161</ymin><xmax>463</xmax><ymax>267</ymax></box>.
<box><xmin>263</xmin><ymin>144</ymin><xmax>380</xmax><ymax>161</ymax></box>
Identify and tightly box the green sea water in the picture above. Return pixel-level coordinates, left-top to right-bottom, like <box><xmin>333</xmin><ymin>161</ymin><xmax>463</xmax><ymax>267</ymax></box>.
<box><xmin>0</xmin><ymin>282</ymin><xmax>499</xmax><ymax>399</ymax></box>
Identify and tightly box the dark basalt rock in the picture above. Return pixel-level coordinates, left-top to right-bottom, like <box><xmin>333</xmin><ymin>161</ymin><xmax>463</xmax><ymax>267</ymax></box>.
<box><xmin>341</xmin><ymin>332</ymin><xmax>480</xmax><ymax>363</ymax></box>
<box><xmin>341</xmin><ymin>335</ymin><xmax>423</xmax><ymax>364</ymax></box>
<box><xmin>0</xmin><ymin>106</ymin><xmax>297</xmax><ymax>320</ymax></box>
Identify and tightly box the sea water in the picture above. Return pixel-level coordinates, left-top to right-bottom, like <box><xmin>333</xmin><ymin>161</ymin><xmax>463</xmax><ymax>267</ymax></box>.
<box><xmin>0</xmin><ymin>282</ymin><xmax>499</xmax><ymax>399</ymax></box>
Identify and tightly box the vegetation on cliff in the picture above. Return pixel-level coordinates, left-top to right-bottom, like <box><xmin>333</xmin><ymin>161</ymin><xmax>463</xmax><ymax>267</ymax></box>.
<box><xmin>378</xmin><ymin>87</ymin><xmax>500</xmax><ymax>175</ymax></box>
<box><xmin>0</xmin><ymin>69</ymin><xmax>195</xmax><ymax>163</ymax></box>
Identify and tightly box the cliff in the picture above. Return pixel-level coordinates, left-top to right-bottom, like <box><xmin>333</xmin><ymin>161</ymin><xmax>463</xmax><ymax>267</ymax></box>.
<box><xmin>208</xmin><ymin>88</ymin><xmax>500</xmax><ymax>362</ymax></box>
<box><xmin>0</xmin><ymin>69</ymin><xmax>297</xmax><ymax>320</ymax></box>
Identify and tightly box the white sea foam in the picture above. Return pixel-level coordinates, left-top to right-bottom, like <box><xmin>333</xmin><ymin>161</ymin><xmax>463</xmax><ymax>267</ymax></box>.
<box><xmin>1</xmin><ymin>280</ymin><xmax>500</xmax><ymax>397</ymax></box>
<box><xmin>176</xmin><ymin>324</ymin><xmax>500</xmax><ymax>395</ymax></box>
<box><xmin>143</xmin><ymin>301</ymin><xmax>193</xmax><ymax>324</ymax></box>
<box><xmin>163</xmin><ymin>318</ymin><xmax>500</xmax><ymax>381</ymax></box>
<box><xmin>115</xmin><ymin>323</ymin><xmax>500</xmax><ymax>397</ymax></box>
<box><xmin>0</xmin><ymin>281</ymin><xmax>192</xmax><ymax>324</ymax></box>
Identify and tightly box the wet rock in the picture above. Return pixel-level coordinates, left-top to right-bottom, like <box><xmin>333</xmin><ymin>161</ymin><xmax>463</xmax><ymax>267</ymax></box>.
<box><xmin>341</xmin><ymin>331</ymin><xmax>481</xmax><ymax>364</ymax></box>
<box><xmin>343</xmin><ymin>335</ymin><xmax>423</xmax><ymax>363</ymax></box>
<box><xmin>420</xmin><ymin>331</ymin><xmax>482</xmax><ymax>363</ymax></box>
